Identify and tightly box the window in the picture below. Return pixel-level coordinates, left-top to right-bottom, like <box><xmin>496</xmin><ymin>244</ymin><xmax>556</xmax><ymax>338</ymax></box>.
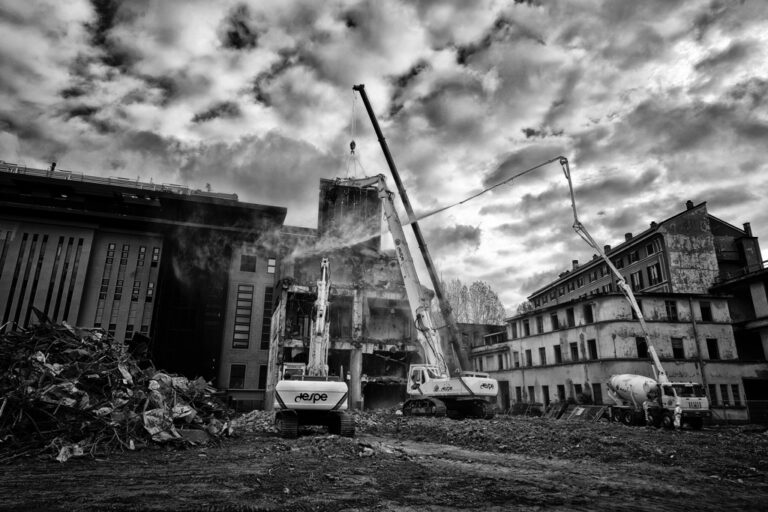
<box><xmin>566</xmin><ymin>308</ymin><xmax>575</xmax><ymax>327</ymax></box>
<box><xmin>258</xmin><ymin>365</ymin><xmax>268</xmax><ymax>390</ymax></box>
<box><xmin>138</xmin><ymin>246</ymin><xmax>146</xmax><ymax>266</ymax></box>
<box><xmin>574</xmin><ymin>384</ymin><xmax>583</xmax><ymax>396</ymax></box>
<box><xmin>233</xmin><ymin>284</ymin><xmax>254</xmax><ymax>349</ymax></box>
<box><xmin>557</xmin><ymin>384</ymin><xmax>566</xmax><ymax>401</ymax></box>
<box><xmin>558</xmin><ymin>286</ymin><xmax>564</xmax><ymax>296</ymax></box>
<box><xmin>534</xmin><ymin>298</ymin><xmax>540</xmax><ymax>307</ymax></box>
<box><xmin>720</xmin><ymin>384</ymin><xmax>730</xmax><ymax>406</ymax></box>
<box><xmin>528</xmin><ymin>385</ymin><xmax>535</xmax><ymax>403</ymax></box>
<box><xmin>145</xmin><ymin>282</ymin><xmax>154</xmax><ymax>302</ymax></box>
<box><xmin>636</xmin><ymin>337</ymin><xmax>648</xmax><ymax>359</ymax></box>
<box><xmin>646</xmin><ymin>243</ymin><xmax>655</xmax><ymax>256</ymax></box>
<box><xmin>708</xmin><ymin>384</ymin><xmax>718</xmax><ymax>405</ymax></box>
<box><xmin>497</xmin><ymin>353</ymin><xmax>504</xmax><ymax>370</ymax></box>
<box><xmin>591</xmin><ymin>383</ymin><xmax>603</xmax><ymax>405</ymax></box>
<box><xmin>510</xmin><ymin>322</ymin><xmax>518</xmax><ymax>339</ymax></box>
<box><xmin>477</xmin><ymin>357</ymin><xmax>484</xmax><ymax>371</ymax></box>
<box><xmin>542</xmin><ymin>294</ymin><xmax>548</xmax><ymax>305</ymax></box>
<box><xmin>536</xmin><ymin>316</ymin><xmax>544</xmax><ymax>333</ymax></box>
<box><xmin>700</xmin><ymin>301</ymin><xmax>712</xmax><ymax>322</ymax></box>
<box><xmin>515</xmin><ymin>386</ymin><xmax>522</xmax><ymax>403</ymax></box>
<box><xmin>588</xmin><ymin>271</ymin><xmax>597</xmax><ymax>283</ymax></box>
<box><xmin>629</xmin><ymin>250</ymin><xmax>639</xmax><ymax>263</ymax></box>
<box><xmin>576</xmin><ymin>276</ymin><xmax>584</xmax><ymax>287</ymax></box>
<box><xmin>120</xmin><ymin>244</ymin><xmax>129</xmax><ymax>265</ymax></box>
<box><xmin>229</xmin><ymin>364</ymin><xmax>246</xmax><ymax>389</ymax></box>
<box><xmin>732</xmin><ymin>384</ymin><xmax>741</xmax><ymax>406</ymax></box>
<box><xmin>523</xmin><ymin>320</ymin><xmax>530</xmax><ymax>337</ymax></box>
<box><xmin>600</xmin><ymin>265</ymin><xmax>608</xmax><ymax>277</ymax></box>
<box><xmin>671</xmin><ymin>337</ymin><xmax>685</xmax><ymax>359</ymax></box>
<box><xmin>525</xmin><ymin>349</ymin><xmax>532</xmax><ymax>367</ymax></box>
<box><xmin>615</xmin><ymin>257</ymin><xmax>624</xmax><ymax>269</ymax></box>
<box><xmin>267</xmin><ymin>257</ymin><xmax>276</xmax><ymax>274</ymax></box>
<box><xmin>554</xmin><ymin>345</ymin><xmax>562</xmax><ymax>363</ymax></box>
<box><xmin>114</xmin><ymin>279</ymin><xmax>123</xmax><ymax>300</ymax></box>
<box><xmin>707</xmin><ymin>338</ymin><xmax>720</xmax><ymax>360</ymax></box>
<box><xmin>539</xmin><ymin>347</ymin><xmax>547</xmax><ymax>365</ymax></box>
<box><xmin>542</xmin><ymin>385</ymin><xmax>550</xmax><ymax>406</ymax></box>
<box><xmin>570</xmin><ymin>342</ymin><xmax>579</xmax><ymax>361</ymax></box>
<box><xmin>261</xmin><ymin>287</ymin><xmax>274</xmax><ymax>350</ymax></box>
<box><xmin>240</xmin><ymin>254</ymin><xmax>257</xmax><ymax>272</ymax></box>
<box><xmin>568</xmin><ymin>281</ymin><xmax>575</xmax><ymax>291</ymax></box>
<box><xmin>513</xmin><ymin>351</ymin><xmax>520</xmax><ymax>368</ymax></box>
<box><xmin>647</xmin><ymin>263</ymin><xmax>661</xmax><ymax>286</ymax></box>
<box><xmin>550</xmin><ymin>313</ymin><xmax>559</xmax><ymax>330</ymax></box>
<box><xmin>583</xmin><ymin>304</ymin><xmax>594</xmax><ymax>324</ymax></box>
<box><xmin>131</xmin><ymin>280</ymin><xmax>140</xmax><ymax>301</ymax></box>
<box><xmin>630</xmin><ymin>270</ymin><xmax>644</xmax><ymax>291</ymax></box>
<box><xmin>151</xmin><ymin>247</ymin><xmax>160</xmax><ymax>267</ymax></box>
<box><xmin>665</xmin><ymin>300</ymin><xmax>678</xmax><ymax>321</ymax></box>
<box><xmin>587</xmin><ymin>339</ymin><xmax>597</xmax><ymax>360</ymax></box>
<box><xmin>632</xmin><ymin>299</ymin><xmax>643</xmax><ymax>320</ymax></box>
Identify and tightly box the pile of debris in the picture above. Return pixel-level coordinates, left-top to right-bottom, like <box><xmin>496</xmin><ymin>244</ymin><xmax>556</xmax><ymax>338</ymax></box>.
<box><xmin>0</xmin><ymin>318</ymin><xmax>230</xmax><ymax>462</ymax></box>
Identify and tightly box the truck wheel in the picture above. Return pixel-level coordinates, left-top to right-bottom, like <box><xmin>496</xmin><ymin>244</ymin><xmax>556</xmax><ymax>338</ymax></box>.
<box><xmin>621</xmin><ymin>409</ymin><xmax>635</xmax><ymax>426</ymax></box>
<box><xmin>661</xmin><ymin>412</ymin><xmax>674</xmax><ymax>430</ymax></box>
<box><xmin>275</xmin><ymin>411</ymin><xmax>298</xmax><ymax>439</ymax></box>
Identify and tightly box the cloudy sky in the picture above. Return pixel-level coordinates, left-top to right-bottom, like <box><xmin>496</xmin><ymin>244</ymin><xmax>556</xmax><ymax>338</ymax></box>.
<box><xmin>2</xmin><ymin>0</ymin><xmax>767</xmax><ymax>311</ymax></box>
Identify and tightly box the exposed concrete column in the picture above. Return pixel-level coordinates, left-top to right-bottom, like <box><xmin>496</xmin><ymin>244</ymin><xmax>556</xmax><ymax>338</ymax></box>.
<box><xmin>348</xmin><ymin>287</ymin><xmax>364</xmax><ymax>410</ymax></box>
<box><xmin>749</xmin><ymin>282</ymin><xmax>768</xmax><ymax>318</ymax></box>
<box><xmin>264</xmin><ymin>283</ymin><xmax>288</xmax><ymax>411</ymax></box>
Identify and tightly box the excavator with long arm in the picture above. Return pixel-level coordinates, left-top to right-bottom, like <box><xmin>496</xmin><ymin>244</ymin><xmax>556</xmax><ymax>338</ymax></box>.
<box><xmin>334</xmin><ymin>174</ymin><xmax>498</xmax><ymax>418</ymax></box>
<box><xmin>273</xmin><ymin>258</ymin><xmax>355</xmax><ymax>437</ymax></box>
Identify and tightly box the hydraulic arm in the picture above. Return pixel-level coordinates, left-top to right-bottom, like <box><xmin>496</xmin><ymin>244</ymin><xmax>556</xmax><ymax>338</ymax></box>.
<box><xmin>306</xmin><ymin>257</ymin><xmax>331</xmax><ymax>376</ymax></box>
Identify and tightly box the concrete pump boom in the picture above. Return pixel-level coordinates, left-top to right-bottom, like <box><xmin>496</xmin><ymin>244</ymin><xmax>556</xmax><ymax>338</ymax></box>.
<box><xmin>352</xmin><ymin>84</ymin><xmax>470</xmax><ymax>373</ymax></box>
<box><xmin>558</xmin><ymin>157</ymin><xmax>669</xmax><ymax>384</ymax></box>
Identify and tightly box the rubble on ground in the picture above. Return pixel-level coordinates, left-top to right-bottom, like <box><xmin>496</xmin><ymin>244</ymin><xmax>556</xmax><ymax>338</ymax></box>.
<box><xmin>0</xmin><ymin>317</ymin><xmax>230</xmax><ymax>462</ymax></box>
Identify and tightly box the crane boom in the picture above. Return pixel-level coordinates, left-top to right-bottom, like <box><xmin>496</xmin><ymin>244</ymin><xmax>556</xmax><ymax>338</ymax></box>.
<box><xmin>558</xmin><ymin>157</ymin><xmax>669</xmax><ymax>384</ymax></box>
<box><xmin>352</xmin><ymin>84</ymin><xmax>470</xmax><ymax>373</ymax></box>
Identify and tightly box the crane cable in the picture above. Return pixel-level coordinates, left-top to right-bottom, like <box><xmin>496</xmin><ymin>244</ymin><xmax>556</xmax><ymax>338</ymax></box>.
<box><xmin>345</xmin><ymin>92</ymin><xmax>367</xmax><ymax>178</ymax></box>
<box><xmin>403</xmin><ymin>155</ymin><xmax>565</xmax><ymax>225</ymax></box>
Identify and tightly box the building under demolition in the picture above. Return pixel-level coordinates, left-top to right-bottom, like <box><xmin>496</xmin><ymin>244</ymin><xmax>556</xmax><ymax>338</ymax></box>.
<box><xmin>0</xmin><ymin>162</ymin><xmax>425</xmax><ymax>411</ymax></box>
<box><xmin>473</xmin><ymin>201</ymin><xmax>768</xmax><ymax>423</ymax></box>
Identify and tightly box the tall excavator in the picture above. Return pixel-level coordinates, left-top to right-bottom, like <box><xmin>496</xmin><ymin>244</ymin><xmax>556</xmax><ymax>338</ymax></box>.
<box><xmin>273</xmin><ymin>258</ymin><xmax>355</xmax><ymax>438</ymax></box>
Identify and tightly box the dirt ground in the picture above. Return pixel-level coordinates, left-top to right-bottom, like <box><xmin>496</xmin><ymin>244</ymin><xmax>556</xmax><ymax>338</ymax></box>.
<box><xmin>2</xmin><ymin>411</ymin><xmax>768</xmax><ymax>511</ymax></box>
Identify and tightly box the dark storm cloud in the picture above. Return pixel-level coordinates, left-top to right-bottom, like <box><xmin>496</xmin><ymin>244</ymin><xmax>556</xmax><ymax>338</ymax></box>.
<box><xmin>191</xmin><ymin>101</ymin><xmax>242</xmax><ymax>124</ymax></box>
<box><xmin>456</xmin><ymin>15</ymin><xmax>545</xmax><ymax>65</ymax></box>
<box><xmin>694</xmin><ymin>41</ymin><xmax>752</xmax><ymax>71</ymax></box>
<box><xmin>425</xmin><ymin>224</ymin><xmax>481</xmax><ymax>253</ymax></box>
<box><xmin>121</xmin><ymin>130</ymin><xmax>176</xmax><ymax>155</ymax></box>
<box><xmin>85</xmin><ymin>0</ymin><xmax>140</xmax><ymax>69</ymax></box>
<box><xmin>728</xmin><ymin>77</ymin><xmax>768</xmax><ymax>108</ymax></box>
<box><xmin>219</xmin><ymin>3</ymin><xmax>259</xmax><ymax>51</ymax></box>
<box><xmin>388</xmin><ymin>60</ymin><xmax>430</xmax><ymax>116</ymax></box>
<box><xmin>251</xmin><ymin>49</ymin><xmax>301</xmax><ymax>106</ymax></box>
<box><xmin>699</xmin><ymin>185</ymin><xmax>759</xmax><ymax>212</ymax></box>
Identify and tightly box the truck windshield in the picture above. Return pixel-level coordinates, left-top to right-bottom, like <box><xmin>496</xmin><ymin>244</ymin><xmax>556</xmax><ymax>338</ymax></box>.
<box><xmin>672</xmin><ymin>384</ymin><xmax>706</xmax><ymax>397</ymax></box>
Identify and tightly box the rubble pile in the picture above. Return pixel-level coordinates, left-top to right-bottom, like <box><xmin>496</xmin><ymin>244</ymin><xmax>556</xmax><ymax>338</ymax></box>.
<box><xmin>0</xmin><ymin>319</ymin><xmax>230</xmax><ymax>462</ymax></box>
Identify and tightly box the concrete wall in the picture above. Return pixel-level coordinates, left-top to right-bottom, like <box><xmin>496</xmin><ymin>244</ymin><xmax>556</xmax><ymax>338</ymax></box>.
<box><xmin>659</xmin><ymin>205</ymin><xmax>720</xmax><ymax>293</ymax></box>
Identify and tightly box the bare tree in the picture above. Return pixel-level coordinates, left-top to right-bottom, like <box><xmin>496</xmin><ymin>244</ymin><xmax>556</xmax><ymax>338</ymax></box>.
<box><xmin>441</xmin><ymin>278</ymin><xmax>506</xmax><ymax>325</ymax></box>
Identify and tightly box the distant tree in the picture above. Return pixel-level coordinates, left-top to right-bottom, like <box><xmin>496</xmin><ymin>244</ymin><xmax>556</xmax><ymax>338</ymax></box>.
<box><xmin>516</xmin><ymin>300</ymin><xmax>535</xmax><ymax>315</ymax></box>
<box><xmin>441</xmin><ymin>279</ymin><xmax>506</xmax><ymax>325</ymax></box>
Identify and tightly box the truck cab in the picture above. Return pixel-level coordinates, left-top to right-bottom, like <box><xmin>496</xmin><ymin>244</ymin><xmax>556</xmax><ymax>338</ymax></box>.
<box><xmin>660</xmin><ymin>382</ymin><xmax>710</xmax><ymax>429</ymax></box>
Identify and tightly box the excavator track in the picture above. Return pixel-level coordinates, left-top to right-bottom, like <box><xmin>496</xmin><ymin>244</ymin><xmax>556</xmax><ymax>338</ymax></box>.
<box><xmin>402</xmin><ymin>397</ymin><xmax>447</xmax><ymax>417</ymax></box>
<box><xmin>275</xmin><ymin>411</ymin><xmax>299</xmax><ymax>439</ymax></box>
<box><xmin>328</xmin><ymin>411</ymin><xmax>355</xmax><ymax>437</ymax></box>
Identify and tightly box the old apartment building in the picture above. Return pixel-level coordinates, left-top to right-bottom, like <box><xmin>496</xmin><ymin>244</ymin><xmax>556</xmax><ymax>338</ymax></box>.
<box><xmin>472</xmin><ymin>201</ymin><xmax>768</xmax><ymax>423</ymax></box>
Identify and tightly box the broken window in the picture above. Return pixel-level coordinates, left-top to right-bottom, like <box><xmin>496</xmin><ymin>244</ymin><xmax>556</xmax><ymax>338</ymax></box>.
<box><xmin>539</xmin><ymin>347</ymin><xmax>547</xmax><ymax>365</ymax></box>
<box><xmin>566</xmin><ymin>308</ymin><xmax>575</xmax><ymax>327</ymax></box>
<box><xmin>240</xmin><ymin>254</ymin><xmax>257</xmax><ymax>272</ymax></box>
<box><xmin>647</xmin><ymin>263</ymin><xmax>661</xmax><ymax>286</ymax></box>
<box><xmin>554</xmin><ymin>345</ymin><xmax>562</xmax><ymax>363</ymax></box>
<box><xmin>665</xmin><ymin>300</ymin><xmax>678</xmax><ymax>321</ymax></box>
<box><xmin>671</xmin><ymin>337</ymin><xmax>685</xmax><ymax>359</ymax></box>
<box><xmin>636</xmin><ymin>337</ymin><xmax>648</xmax><ymax>359</ymax></box>
<box><xmin>587</xmin><ymin>339</ymin><xmax>597</xmax><ymax>359</ymax></box>
<box><xmin>700</xmin><ymin>301</ymin><xmax>712</xmax><ymax>322</ymax></box>
<box><xmin>570</xmin><ymin>342</ymin><xmax>579</xmax><ymax>361</ymax></box>
<box><xmin>229</xmin><ymin>364</ymin><xmax>246</xmax><ymax>389</ymax></box>
<box><xmin>707</xmin><ymin>338</ymin><xmax>720</xmax><ymax>360</ymax></box>
<box><xmin>550</xmin><ymin>313</ymin><xmax>559</xmax><ymax>330</ymax></box>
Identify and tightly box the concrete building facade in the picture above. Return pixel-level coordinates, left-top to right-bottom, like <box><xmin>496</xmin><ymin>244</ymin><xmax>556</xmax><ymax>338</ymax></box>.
<box><xmin>472</xmin><ymin>201</ymin><xmax>768</xmax><ymax>423</ymax></box>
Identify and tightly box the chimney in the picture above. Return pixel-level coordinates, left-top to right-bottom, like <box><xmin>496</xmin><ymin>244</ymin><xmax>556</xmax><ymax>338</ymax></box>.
<box><xmin>686</xmin><ymin>200</ymin><xmax>694</xmax><ymax>210</ymax></box>
<box><xmin>603</xmin><ymin>244</ymin><xmax>611</xmax><ymax>253</ymax></box>
<box><xmin>572</xmin><ymin>259</ymin><xmax>579</xmax><ymax>269</ymax></box>
<box><xmin>744</xmin><ymin>222</ymin><xmax>753</xmax><ymax>236</ymax></box>
<box><xmin>650</xmin><ymin>221</ymin><xmax>658</xmax><ymax>229</ymax></box>
<box><xmin>624</xmin><ymin>232</ymin><xmax>633</xmax><ymax>241</ymax></box>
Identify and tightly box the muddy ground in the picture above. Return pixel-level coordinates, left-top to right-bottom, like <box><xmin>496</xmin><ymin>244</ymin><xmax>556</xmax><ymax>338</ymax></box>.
<box><xmin>2</xmin><ymin>411</ymin><xmax>768</xmax><ymax>511</ymax></box>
